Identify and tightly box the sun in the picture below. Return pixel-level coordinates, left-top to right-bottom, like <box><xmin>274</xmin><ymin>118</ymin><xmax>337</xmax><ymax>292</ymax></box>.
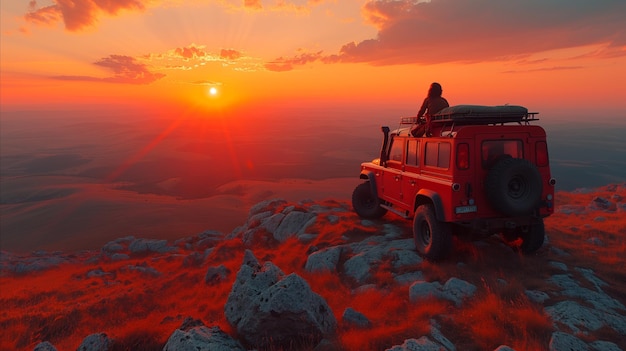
<box><xmin>209</xmin><ymin>87</ymin><xmax>218</xmax><ymax>96</ymax></box>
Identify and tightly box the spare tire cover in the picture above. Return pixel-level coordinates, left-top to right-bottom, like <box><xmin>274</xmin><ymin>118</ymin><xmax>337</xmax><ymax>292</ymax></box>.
<box><xmin>485</xmin><ymin>158</ymin><xmax>542</xmax><ymax>216</ymax></box>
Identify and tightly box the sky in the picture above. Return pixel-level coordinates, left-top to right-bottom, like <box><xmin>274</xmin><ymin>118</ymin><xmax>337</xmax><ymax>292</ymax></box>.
<box><xmin>1</xmin><ymin>0</ymin><xmax>626</xmax><ymax>120</ymax></box>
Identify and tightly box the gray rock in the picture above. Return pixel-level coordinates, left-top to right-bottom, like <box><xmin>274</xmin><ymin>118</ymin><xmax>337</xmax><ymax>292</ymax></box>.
<box><xmin>548</xmin><ymin>332</ymin><xmax>589</xmax><ymax>351</ymax></box>
<box><xmin>204</xmin><ymin>264</ymin><xmax>230</xmax><ymax>285</ymax></box>
<box><xmin>260</xmin><ymin>213</ymin><xmax>285</xmax><ymax>234</ymax></box>
<box><xmin>409</xmin><ymin>278</ymin><xmax>476</xmax><ymax>307</ymax></box>
<box><xmin>546</xmin><ymin>301</ymin><xmax>605</xmax><ymax>333</ymax></box>
<box><xmin>589</xmin><ymin>197</ymin><xmax>616</xmax><ymax>211</ymax></box>
<box><xmin>327</xmin><ymin>215</ymin><xmax>340</xmax><ymax>224</ymax></box>
<box><xmin>273</xmin><ymin>211</ymin><xmax>317</xmax><ymax>242</ymax></box>
<box><xmin>125</xmin><ymin>264</ymin><xmax>161</xmax><ymax>277</ymax></box>
<box><xmin>430</xmin><ymin>319</ymin><xmax>455</xmax><ymax>351</ymax></box>
<box><xmin>343</xmin><ymin>252</ymin><xmax>376</xmax><ymax>284</ymax></box>
<box><xmin>76</xmin><ymin>333</ymin><xmax>113</xmax><ymax>351</ymax></box>
<box><xmin>391</xmin><ymin>249</ymin><xmax>423</xmax><ymax>269</ymax></box>
<box><xmin>395</xmin><ymin>271</ymin><xmax>424</xmax><ymax>285</ymax></box>
<box><xmin>224</xmin><ymin>251</ymin><xmax>336</xmax><ymax>349</ymax></box>
<box><xmin>409</xmin><ymin>281</ymin><xmax>444</xmax><ymax>302</ymax></box>
<box><xmin>110</xmin><ymin>253</ymin><xmax>129</xmax><ymax>261</ymax></box>
<box><xmin>163</xmin><ymin>319</ymin><xmax>245</xmax><ymax>351</ymax></box>
<box><xmin>548</xmin><ymin>274</ymin><xmax>624</xmax><ymax>312</ymax></box>
<box><xmin>248</xmin><ymin>199</ymin><xmax>286</xmax><ymax>216</ymax></box>
<box><xmin>305</xmin><ymin>247</ymin><xmax>342</xmax><ymax>273</ymax></box>
<box><xmin>33</xmin><ymin>341</ymin><xmax>57</xmax><ymax>351</ymax></box>
<box><xmin>342</xmin><ymin>307</ymin><xmax>371</xmax><ymax>329</ymax></box>
<box><xmin>441</xmin><ymin>278</ymin><xmax>477</xmax><ymax>307</ymax></box>
<box><xmin>128</xmin><ymin>239</ymin><xmax>174</xmax><ymax>254</ymax></box>
<box><xmin>385</xmin><ymin>336</ymin><xmax>443</xmax><ymax>351</ymax></box>
<box><xmin>589</xmin><ymin>340</ymin><xmax>623</xmax><ymax>351</ymax></box>
<box><xmin>383</xmin><ymin>223</ymin><xmax>404</xmax><ymax>239</ymax></box>
<box><xmin>247</xmin><ymin>210</ymin><xmax>273</xmax><ymax>228</ymax></box>
<box><xmin>549</xmin><ymin>261</ymin><xmax>568</xmax><ymax>271</ymax></box>
<box><xmin>493</xmin><ymin>346</ymin><xmax>516</xmax><ymax>351</ymax></box>
<box><xmin>101</xmin><ymin>241</ymin><xmax>124</xmax><ymax>254</ymax></box>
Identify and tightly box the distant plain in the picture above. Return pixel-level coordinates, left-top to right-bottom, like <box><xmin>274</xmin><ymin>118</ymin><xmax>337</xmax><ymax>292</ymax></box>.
<box><xmin>1</xmin><ymin>108</ymin><xmax>624</xmax><ymax>252</ymax></box>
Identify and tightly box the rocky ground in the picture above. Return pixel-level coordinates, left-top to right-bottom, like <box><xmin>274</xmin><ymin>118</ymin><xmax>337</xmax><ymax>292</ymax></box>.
<box><xmin>1</xmin><ymin>183</ymin><xmax>625</xmax><ymax>351</ymax></box>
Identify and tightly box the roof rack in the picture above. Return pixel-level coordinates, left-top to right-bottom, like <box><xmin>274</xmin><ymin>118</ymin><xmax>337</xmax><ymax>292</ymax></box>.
<box><xmin>400</xmin><ymin>105</ymin><xmax>539</xmax><ymax>126</ymax></box>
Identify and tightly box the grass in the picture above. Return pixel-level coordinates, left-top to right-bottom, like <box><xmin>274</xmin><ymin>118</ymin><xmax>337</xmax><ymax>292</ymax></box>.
<box><xmin>1</xmin><ymin>184</ymin><xmax>624</xmax><ymax>350</ymax></box>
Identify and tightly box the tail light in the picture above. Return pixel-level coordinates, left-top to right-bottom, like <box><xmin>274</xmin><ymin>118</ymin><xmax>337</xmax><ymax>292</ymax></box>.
<box><xmin>456</xmin><ymin>143</ymin><xmax>469</xmax><ymax>170</ymax></box>
<box><xmin>536</xmin><ymin>141</ymin><xmax>549</xmax><ymax>167</ymax></box>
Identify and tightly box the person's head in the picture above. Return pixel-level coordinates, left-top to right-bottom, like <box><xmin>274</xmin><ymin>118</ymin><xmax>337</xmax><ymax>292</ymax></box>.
<box><xmin>428</xmin><ymin>82</ymin><xmax>443</xmax><ymax>98</ymax></box>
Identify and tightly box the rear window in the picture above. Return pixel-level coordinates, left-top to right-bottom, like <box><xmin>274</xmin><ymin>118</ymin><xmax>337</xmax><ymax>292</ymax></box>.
<box><xmin>425</xmin><ymin>142</ymin><xmax>451</xmax><ymax>168</ymax></box>
<box><xmin>482</xmin><ymin>140</ymin><xmax>523</xmax><ymax>168</ymax></box>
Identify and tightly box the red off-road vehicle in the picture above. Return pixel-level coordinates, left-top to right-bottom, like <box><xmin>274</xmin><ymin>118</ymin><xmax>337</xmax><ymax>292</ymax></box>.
<box><xmin>352</xmin><ymin>105</ymin><xmax>556</xmax><ymax>260</ymax></box>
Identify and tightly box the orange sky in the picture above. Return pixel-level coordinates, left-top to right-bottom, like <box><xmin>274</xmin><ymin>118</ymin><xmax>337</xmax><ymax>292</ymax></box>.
<box><xmin>1</xmin><ymin>0</ymin><xmax>625</xmax><ymax>121</ymax></box>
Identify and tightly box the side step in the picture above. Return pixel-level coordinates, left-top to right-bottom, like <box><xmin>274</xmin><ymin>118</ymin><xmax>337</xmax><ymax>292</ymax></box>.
<box><xmin>380</xmin><ymin>204</ymin><xmax>410</xmax><ymax>219</ymax></box>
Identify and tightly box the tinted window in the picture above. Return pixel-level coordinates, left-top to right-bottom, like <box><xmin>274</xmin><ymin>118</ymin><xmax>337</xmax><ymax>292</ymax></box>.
<box><xmin>482</xmin><ymin>140</ymin><xmax>523</xmax><ymax>167</ymax></box>
<box><xmin>389</xmin><ymin>138</ymin><xmax>404</xmax><ymax>162</ymax></box>
<box><xmin>407</xmin><ymin>139</ymin><xmax>420</xmax><ymax>166</ymax></box>
<box><xmin>425</xmin><ymin>142</ymin><xmax>451</xmax><ymax>169</ymax></box>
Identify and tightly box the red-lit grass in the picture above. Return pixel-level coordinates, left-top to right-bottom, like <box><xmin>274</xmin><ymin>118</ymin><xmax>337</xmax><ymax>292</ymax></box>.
<box><xmin>450</xmin><ymin>290</ymin><xmax>553</xmax><ymax>351</ymax></box>
<box><xmin>1</xmin><ymin>184</ymin><xmax>625</xmax><ymax>350</ymax></box>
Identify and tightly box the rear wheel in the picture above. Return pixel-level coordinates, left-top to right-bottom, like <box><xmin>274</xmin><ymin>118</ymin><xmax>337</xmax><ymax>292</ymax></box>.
<box><xmin>352</xmin><ymin>182</ymin><xmax>387</xmax><ymax>219</ymax></box>
<box><xmin>413</xmin><ymin>204</ymin><xmax>452</xmax><ymax>260</ymax></box>
<box><xmin>519</xmin><ymin>219</ymin><xmax>545</xmax><ymax>254</ymax></box>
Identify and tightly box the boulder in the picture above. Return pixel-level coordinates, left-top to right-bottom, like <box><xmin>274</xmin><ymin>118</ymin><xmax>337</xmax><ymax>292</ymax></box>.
<box><xmin>76</xmin><ymin>333</ymin><xmax>113</xmax><ymax>351</ymax></box>
<box><xmin>548</xmin><ymin>332</ymin><xmax>589</xmax><ymax>351</ymax></box>
<box><xmin>204</xmin><ymin>264</ymin><xmax>230</xmax><ymax>285</ymax></box>
<box><xmin>385</xmin><ymin>336</ymin><xmax>443</xmax><ymax>351</ymax></box>
<box><xmin>305</xmin><ymin>246</ymin><xmax>343</xmax><ymax>273</ymax></box>
<box><xmin>224</xmin><ymin>251</ymin><xmax>336</xmax><ymax>349</ymax></box>
<box><xmin>163</xmin><ymin>318</ymin><xmax>245</xmax><ymax>351</ymax></box>
<box><xmin>33</xmin><ymin>341</ymin><xmax>57</xmax><ymax>351</ymax></box>
<box><xmin>342</xmin><ymin>307</ymin><xmax>371</xmax><ymax>329</ymax></box>
<box><xmin>273</xmin><ymin>211</ymin><xmax>317</xmax><ymax>242</ymax></box>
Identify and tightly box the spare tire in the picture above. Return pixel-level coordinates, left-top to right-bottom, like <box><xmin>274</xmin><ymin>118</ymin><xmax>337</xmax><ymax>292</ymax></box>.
<box><xmin>485</xmin><ymin>158</ymin><xmax>542</xmax><ymax>216</ymax></box>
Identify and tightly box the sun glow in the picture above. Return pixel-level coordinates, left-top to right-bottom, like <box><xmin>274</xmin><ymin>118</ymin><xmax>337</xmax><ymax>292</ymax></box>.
<box><xmin>209</xmin><ymin>87</ymin><xmax>218</xmax><ymax>96</ymax></box>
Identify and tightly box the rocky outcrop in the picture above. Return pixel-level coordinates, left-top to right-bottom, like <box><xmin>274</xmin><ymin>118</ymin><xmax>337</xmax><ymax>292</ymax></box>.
<box><xmin>76</xmin><ymin>332</ymin><xmax>113</xmax><ymax>351</ymax></box>
<box><xmin>224</xmin><ymin>250</ymin><xmax>336</xmax><ymax>349</ymax></box>
<box><xmin>162</xmin><ymin>318</ymin><xmax>245</xmax><ymax>351</ymax></box>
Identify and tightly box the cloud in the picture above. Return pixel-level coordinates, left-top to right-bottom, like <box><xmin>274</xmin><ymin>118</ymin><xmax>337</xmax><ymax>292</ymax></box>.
<box><xmin>54</xmin><ymin>55</ymin><xmax>165</xmax><ymax>84</ymax></box>
<box><xmin>25</xmin><ymin>0</ymin><xmax>145</xmax><ymax>31</ymax></box>
<box><xmin>339</xmin><ymin>0</ymin><xmax>626</xmax><ymax>65</ymax></box>
<box><xmin>265</xmin><ymin>51</ymin><xmax>325</xmax><ymax>72</ymax></box>
<box><xmin>268</xmin><ymin>0</ymin><xmax>626</xmax><ymax>70</ymax></box>
<box><xmin>220</xmin><ymin>49</ymin><xmax>243</xmax><ymax>60</ymax></box>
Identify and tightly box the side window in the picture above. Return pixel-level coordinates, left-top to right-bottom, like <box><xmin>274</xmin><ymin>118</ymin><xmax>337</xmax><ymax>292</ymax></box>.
<box><xmin>388</xmin><ymin>138</ymin><xmax>404</xmax><ymax>162</ymax></box>
<box><xmin>482</xmin><ymin>140</ymin><xmax>523</xmax><ymax>168</ymax></box>
<box><xmin>425</xmin><ymin>142</ymin><xmax>451</xmax><ymax>169</ymax></box>
<box><xmin>407</xmin><ymin>139</ymin><xmax>420</xmax><ymax>166</ymax></box>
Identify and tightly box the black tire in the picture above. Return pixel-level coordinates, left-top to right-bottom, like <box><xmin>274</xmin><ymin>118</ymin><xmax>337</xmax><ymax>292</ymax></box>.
<box><xmin>352</xmin><ymin>182</ymin><xmax>387</xmax><ymax>219</ymax></box>
<box><xmin>519</xmin><ymin>219</ymin><xmax>545</xmax><ymax>254</ymax></box>
<box><xmin>413</xmin><ymin>204</ymin><xmax>452</xmax><ymax>261</ymax></box>
<box><xmin>485</xmin><ymin>158</ymin><xmax>543</xmax><ymax>216</ymax></box>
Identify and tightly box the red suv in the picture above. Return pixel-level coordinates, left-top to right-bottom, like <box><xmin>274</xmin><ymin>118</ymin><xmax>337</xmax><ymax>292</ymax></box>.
<box><xmin>352</xmin><ymin>105</ymin><xmax>556</xmax><ymax>260</ymax></box>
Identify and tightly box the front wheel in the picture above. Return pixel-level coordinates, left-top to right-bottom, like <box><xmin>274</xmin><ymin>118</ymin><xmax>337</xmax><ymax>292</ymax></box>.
<box><xmin>352</xmin><ymin>182</ymin><xmax>387</xmax><ymax>219</ymax></box>
<box><xmin>413</xmin><ymin>204</ymin><xmax>452</xmax><ymax>261</ymax></box>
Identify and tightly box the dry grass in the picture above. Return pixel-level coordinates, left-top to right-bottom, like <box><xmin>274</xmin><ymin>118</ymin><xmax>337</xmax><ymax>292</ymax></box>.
<box><xmin>1</xmin><ymin>185</ymin><xmax>624</xmax><ymax>350</ymax></box>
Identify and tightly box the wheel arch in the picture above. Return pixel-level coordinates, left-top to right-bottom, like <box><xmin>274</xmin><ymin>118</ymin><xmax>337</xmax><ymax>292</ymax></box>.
<box><xmin>359</xmin><ymin>171</ymin><xmax>379</xmax><ymax>199</ymax></box>
<box><xmin>414</xmin><ymin>189</ymin><xmax>445</xmax><ymax>222</ymax></box>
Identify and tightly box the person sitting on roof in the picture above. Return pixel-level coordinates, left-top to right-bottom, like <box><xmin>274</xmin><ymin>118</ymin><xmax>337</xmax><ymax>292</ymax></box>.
<box><xmin>411</xmin><ymin>82</ymin><xmax>449</xmax><ymax>137</ymax></box>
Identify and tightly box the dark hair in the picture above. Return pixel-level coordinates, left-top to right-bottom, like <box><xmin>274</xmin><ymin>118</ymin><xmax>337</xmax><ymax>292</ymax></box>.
<box><xmin>428</xmin><ymin>82</ymin><xmax>443</xmax><ymax>98</ymax></box>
